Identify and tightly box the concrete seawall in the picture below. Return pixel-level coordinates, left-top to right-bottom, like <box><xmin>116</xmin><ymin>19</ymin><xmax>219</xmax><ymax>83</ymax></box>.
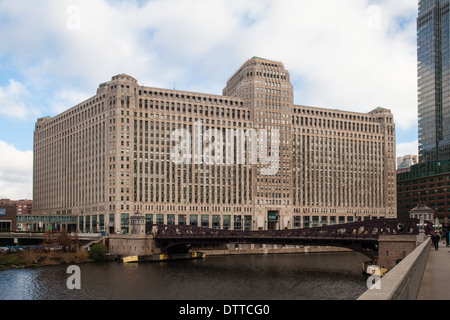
<box><xmin>358</xmin><ymin>237</ymin><xmax>431</xmax><ymax>300</ymax></box>
<box><xmin>191</xmin><ymin>243</ymin><xmax>353</xmax><ymax>256</ymax></box>
<box><xmin>110</xmin><ymin>243</ymin><xmax>354</xmax><ymax>263</ymax></box>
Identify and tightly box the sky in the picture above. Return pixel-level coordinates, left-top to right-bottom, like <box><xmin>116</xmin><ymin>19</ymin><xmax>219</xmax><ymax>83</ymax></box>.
<box><xmin>0</xmin><ymin>0</ymin><xmax>420</xmax><ymax>200</ymax></box>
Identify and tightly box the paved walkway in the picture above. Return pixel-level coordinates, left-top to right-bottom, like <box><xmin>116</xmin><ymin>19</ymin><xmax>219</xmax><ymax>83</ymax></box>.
<box><xmin>417</xmin><ymin>241</ymin><xmax>450</xmax><ymax>300</ymax></box>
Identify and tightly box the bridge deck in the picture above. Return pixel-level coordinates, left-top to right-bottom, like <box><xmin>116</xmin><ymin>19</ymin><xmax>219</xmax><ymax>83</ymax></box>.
<box><xmin>417</xmin><ymin>242</ymin><xmax>450</xmax><ymax>300</ymax></box>
<box><xmin>151</xmin><ymin>219</ymin><xmax>433</xmax><ymax>261</ymax></box>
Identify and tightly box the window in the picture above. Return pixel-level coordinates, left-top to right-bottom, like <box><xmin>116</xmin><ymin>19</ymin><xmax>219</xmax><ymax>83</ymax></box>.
<box><xmin>234</xmin><ymin>215</ymin><xmax>242</xmax><ymax>230</ymax></box>
<box><xmin>178</xmin><ymin>214</ymin><xmax>186</xmax><ymax>225</ymax></box>
<box><xmin>223</xmin><ymin>215</ymin><xmax>231</xmax><ymax>230</ymax></box>
<box><xmin>294</xmin><ymin>216</ymin><xmax>301</xmax><ymax>228</ymax></box>
<box><xmin>156</xmin><ymin>214</ymin><xmax>164</xmax><ymax>225</ymax></box>
<box><xmin>0</xmin><ymin>221</ymin><xmax>11</xmax><ymax>232</ymax></box>
<box><xmin>190</xmin><ymin>214</ymin><xmax>198</xmax><ymax>226</ymax></box>
<box><xmin>201</xmin><ymin>215</ymin><xmax>209</xmax><ymax>228</ymax></box>
<box><xmin>212</xmin><ymin>215</ymin><xmax>220</xmax><ymax>229</ymax></box>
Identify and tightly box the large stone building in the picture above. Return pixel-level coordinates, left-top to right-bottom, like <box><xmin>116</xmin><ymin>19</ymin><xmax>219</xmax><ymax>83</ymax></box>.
<box><xmin>33</xmin><ymin>57</ymin><xmax>397</xmax><ymax>234</ymax></box>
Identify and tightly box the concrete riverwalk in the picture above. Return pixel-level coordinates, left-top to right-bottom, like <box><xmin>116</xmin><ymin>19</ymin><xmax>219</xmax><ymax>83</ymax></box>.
<box><xmin>417</xmin><ymin>241</ymin><xmax>450</xmax><ymax>300</ymax></box>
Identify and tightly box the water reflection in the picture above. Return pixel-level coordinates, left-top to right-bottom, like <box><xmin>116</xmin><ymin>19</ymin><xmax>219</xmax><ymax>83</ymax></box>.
<box><xmin>0</xmin><ymin>252</ymin><xmax>368</xmax><ymax>300</ymax></box>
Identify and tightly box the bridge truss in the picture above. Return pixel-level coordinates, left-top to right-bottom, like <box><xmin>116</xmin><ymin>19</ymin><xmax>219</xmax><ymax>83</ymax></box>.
<box><xmin>149</xmin><ymin>218</ymin><xmax>434</xmax><ymax>260</ymax></box>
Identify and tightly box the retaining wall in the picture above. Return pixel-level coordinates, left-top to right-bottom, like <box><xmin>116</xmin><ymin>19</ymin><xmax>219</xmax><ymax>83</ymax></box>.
<box><xmin>357</xmin><ymin>237</ymin><xmax>431</xmax><ymax>300</ymax></box>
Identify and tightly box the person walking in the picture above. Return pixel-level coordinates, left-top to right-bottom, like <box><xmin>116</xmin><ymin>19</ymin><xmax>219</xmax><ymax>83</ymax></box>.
<box><xmin>432</xmin><ymin>233</ymin><xmax>440</xmax><ymax>250</ymax></box>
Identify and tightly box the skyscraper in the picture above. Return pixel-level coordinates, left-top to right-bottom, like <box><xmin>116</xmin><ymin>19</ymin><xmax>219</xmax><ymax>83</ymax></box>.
<box><xmin>397</xmin><ymin>1</ymin><xmax>450</xmax><ymax>226</ymax></box>
<box><xmin>417</xmin><ymin>0</ymin><xmax>450</xmax><ymax>162</ymax></box>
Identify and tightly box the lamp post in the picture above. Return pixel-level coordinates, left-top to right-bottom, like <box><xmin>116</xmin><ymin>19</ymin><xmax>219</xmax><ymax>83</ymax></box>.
<box><xmin>433</xmin><ymin>218</ymin><xmax>442</xmax><ymax>235</ymax></box>
<box><xmin>417</xmin><ymin>216</ymin><xmax>426</xmax><ymax>245</ymax></box>
<box><xmin>416</xmin><ymin>221</ymin><xmax>425</xmax><ymax>231</ymax></box>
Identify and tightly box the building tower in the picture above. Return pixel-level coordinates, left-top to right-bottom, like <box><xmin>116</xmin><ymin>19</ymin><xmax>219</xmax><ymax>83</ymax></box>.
<box><xmin>223</xmin><ymin>57</ymin><xmax>294</xmax><ymax>229</ymax></box>
<box><xmin>417</xmin><ymin>0</ymin><xmax>450</xmax><ymax>162</ymax></box>
<box><xmin>397</xmin><ymin>0</ymin><xmax>450</xmax><ymax>226</ymax></box>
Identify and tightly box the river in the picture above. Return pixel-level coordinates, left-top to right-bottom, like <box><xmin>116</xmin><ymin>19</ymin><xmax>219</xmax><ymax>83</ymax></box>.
<box><xmin>0</xmin><ymin>251</ymin><xmax>369</xmax><ymax>300</ymax></box>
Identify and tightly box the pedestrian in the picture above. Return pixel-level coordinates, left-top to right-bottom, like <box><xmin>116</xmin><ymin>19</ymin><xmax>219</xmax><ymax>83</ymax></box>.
<box><xmin>432</xmin><ymin>233</ymin><xmax>440</xmax><ymax>250</ymax></box>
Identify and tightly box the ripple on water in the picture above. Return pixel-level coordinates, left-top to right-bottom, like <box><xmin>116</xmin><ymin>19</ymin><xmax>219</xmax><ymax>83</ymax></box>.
<box><xmin>0</xmin><ymin>252</ymin><xmax>368</xmax><ymax>300</ymax></box>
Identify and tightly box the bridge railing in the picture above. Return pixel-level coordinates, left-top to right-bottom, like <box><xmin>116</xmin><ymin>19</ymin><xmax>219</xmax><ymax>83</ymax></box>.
<box><xmin>148</xmin><ymin>218</ymin><xmax>431</xmax><ymax>241</ymax></box>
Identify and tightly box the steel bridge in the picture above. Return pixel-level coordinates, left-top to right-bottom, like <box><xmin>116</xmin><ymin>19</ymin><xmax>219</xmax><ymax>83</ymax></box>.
<box><xmin>149</xmin><ymin>218</ymin><xmax>434</xmax><ymax>260</ymax></box>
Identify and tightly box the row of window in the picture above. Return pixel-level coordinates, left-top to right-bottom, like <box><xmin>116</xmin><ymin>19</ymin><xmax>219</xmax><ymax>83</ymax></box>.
<box><xmin>293</xmin><ymin>107</ymin><xmax>389</xmax><ymax>123</ymax></box>
<box><xmin>74</xmin><ymin>213</ymin><xmax>365</xmax><ymax>233</ymax></box>
<box><xmin>137</xmin><ymin>99</ymin><xmax>252</xmax><ymax>121</ymax></box>
<box><xmin>137</xmin><ymin>90</ymin><xmax>243</xmax><ymax>107</ymax></box>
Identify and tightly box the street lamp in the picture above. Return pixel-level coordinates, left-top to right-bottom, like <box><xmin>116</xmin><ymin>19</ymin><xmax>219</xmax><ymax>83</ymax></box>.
<box><xmin>416</xmin><ymin>216</ymin><xmax>427</xmax><ymax>244</ymax></box>
<box><xmin>417</xmin><ymin>222</ymin><xmax>425</xmax><ymax>231</ymax></box>
<box><xmin>432</xmin><ymin>223</ymin><xmax>442</xmax><ymax>233</ymax></box>
<box><xmin>432</xmin><ymin>217</ymin><xmax>442</xmax><ymax>234</ymax></box>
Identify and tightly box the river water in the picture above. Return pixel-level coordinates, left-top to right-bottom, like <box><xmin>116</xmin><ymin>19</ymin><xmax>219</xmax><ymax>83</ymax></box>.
<box><xmin>0</xmin><ymin>252</ymin><xmax>369</xmax><ymax>300</ymax></box>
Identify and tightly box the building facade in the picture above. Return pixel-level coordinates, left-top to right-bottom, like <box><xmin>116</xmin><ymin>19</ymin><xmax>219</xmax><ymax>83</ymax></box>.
<box><xmin>396</xmin><ymin>0</ymin><xmax>450</xmax><ymax>230</ymax></box>
<box><xmin>397</xmin><ymin>154</ymin><xmax>418</xmax><ymax>170</ymax></box>
<box><xmin>397</xmin><ymin>160</ymin><xmax>450</xmax><ymax>227</ymax></box>
<box><xmin>0</xmin><ymin>199</ymin><xmax>17</xmax><ymax>232</ymax></box>
<box><xmin>33</xmin><ymin>57</ymin><xmax>397</xmax><ymax>234</ymax></box>
<box><xmin>417</xmin><ymin>0</ymin><xmax>450</xmax><ymax>162</ymax></box>
<box><xmin>409</xmin><ymin>203</ymin><xmax>435</xmax><ymax>222</ymax></box>
<box><xmin>12</xmin><ymin>199</ymin><xmax>33</xmax><ymax>231</ymax></box>
<box><xmin>12</xmin><ymin>199</ymin><xmax>33</xmax><ymax>215</ymax></box>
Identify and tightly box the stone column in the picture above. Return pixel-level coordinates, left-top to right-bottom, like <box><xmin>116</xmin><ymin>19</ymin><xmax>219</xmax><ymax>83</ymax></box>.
<box><xmin>416</xmin><ymin>216</ymin><xmax>426</xmax><ymax>246</ymax></box>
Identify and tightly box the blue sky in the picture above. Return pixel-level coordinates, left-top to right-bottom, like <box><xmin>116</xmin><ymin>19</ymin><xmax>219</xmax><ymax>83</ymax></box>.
<box><xmin>0</xmin><ymin>0</ymin><xmax>420</xmax><ymax>199</ymax></box>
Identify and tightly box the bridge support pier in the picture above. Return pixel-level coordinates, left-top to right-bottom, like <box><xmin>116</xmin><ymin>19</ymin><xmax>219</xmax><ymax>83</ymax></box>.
<box><xmin>377</xmin><ymin>235</ymin><xmax>418</xmax><ymax>269</ymax></box>
<box><xmin>108</xmin><ymin>234</ymin><xmax>161</xmax><ymax>256</ymax></box>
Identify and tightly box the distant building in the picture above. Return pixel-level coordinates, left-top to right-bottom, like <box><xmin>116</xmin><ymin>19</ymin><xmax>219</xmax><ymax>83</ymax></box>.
<box><xmin>397</xmin><ymin>154</ymin><xmax>418</xmax><ymax>170</ymax></box>
<box><xmin>0</xmin><ymin>199</ymin><xmax>17</xmax><ymax>232</ymax></box>
<box><xmin>409</xmin><ymin>203</ymin><xmax>434</xmax><ymax>223</ymax></box>
<box><xmin>397</xmin><ymin>160</ymin><xmax>450</xmax><ymax>227</ymax></box>
<box><xmin>12</xmin><ymin>199</ymin><xmax>33</xmax><ymax>215</ymax></box>
<box><xmin>12</xmin><ymin>199</ymin><xmax>33</xmax><ymax>231</ymax></box>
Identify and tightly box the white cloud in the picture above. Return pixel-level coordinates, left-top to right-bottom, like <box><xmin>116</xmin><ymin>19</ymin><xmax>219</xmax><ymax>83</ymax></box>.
<box><xmin>0</xmin><ymin>0</ymin><xmax>417</xmax><ymax>118</ymax></box>
<box><xmin>50</xmin><ymin>89</ymin><xmax>92</xmax><ymax>114</ymax></box>
<box><xmin>0</xmin><ymin>140</ymin><xmax>33</xmax><ymax>200</ymax></box>
<box><xmin>396</xmin><ymin>140</ymin><xmax>418</xmax><ymax>158</ymax></box>
<box><xmin>229</xmin><ymin>0</ymin><xmax>419</xmax><ymax>130</ymax></box>
<box><xmin>0</xmin><ymin>0</ymin><xmax>423</xmax><ymax>200</ymax></box>
<box><xmin>0</xmin><ymin>79</ymin><xmax>40</xmax><ymax>120</ymax></box>
<box><xmin>0</xmin><ymin>0</ymin><xmax>420</xmax><ymax>131</ymax></box>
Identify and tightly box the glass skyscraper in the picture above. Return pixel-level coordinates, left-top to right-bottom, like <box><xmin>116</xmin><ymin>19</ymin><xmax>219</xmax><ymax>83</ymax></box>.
<box><xmin>417</xmin><ymin>0</ymin><xmax>450</xmax><ymax>162</ymax></box>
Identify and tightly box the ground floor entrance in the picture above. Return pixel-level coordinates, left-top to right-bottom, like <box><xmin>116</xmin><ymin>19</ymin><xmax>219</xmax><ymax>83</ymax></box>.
<box><xmin>268</xmin><ymin>210</ymin><xmax>279</xmax><ymax>230</ymax></box>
